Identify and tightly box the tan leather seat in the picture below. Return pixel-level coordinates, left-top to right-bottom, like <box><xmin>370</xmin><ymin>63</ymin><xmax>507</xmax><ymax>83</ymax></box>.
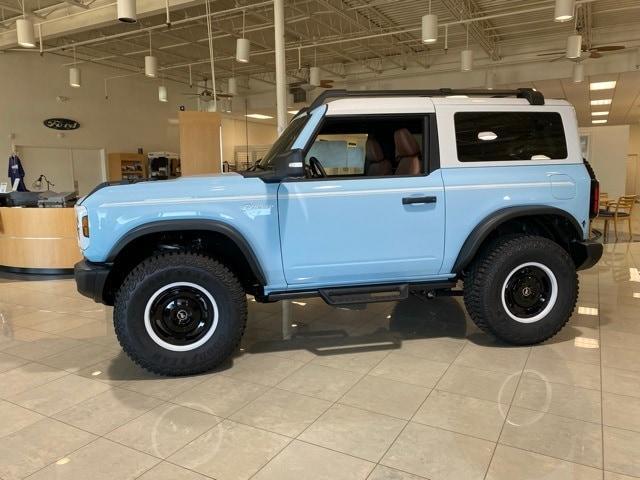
<box><xmin>364</xmin><ymin>138</ymin><xmax>392</xmax><ymax>176</ymax></box>
<box><xmin>394</xmin><ymin>128</ymin><xmax>421</xmax><ymax>175</ymax></box>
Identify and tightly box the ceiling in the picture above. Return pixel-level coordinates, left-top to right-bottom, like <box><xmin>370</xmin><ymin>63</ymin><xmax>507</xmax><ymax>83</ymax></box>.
<box><xmin>1</xmin><ymin>0</ymin><xmax>640</xmax><ymax>124</ymax></box>
<box><xmin>503</xmin><ymin>70</ymin><xmax>640</xmax><ymax>126</ymax></box>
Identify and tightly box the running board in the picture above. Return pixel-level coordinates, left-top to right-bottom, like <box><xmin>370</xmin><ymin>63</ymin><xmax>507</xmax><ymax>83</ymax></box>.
<box><xmin>319</xmin><ymin>284</ymin><xmax>409</xmax><ymax>306</ymax></box>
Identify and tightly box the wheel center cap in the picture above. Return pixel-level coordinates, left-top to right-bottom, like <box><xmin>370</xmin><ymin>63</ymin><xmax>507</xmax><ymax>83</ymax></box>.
<box><xmin>176</xmin><ymin>309</ymin><xmax>189</xmax><ymax>323</ymax></box>
<box><xmin>522</xmin><ymin>286</ymin><xmax>533</xmax><ymax>297</ymax></box>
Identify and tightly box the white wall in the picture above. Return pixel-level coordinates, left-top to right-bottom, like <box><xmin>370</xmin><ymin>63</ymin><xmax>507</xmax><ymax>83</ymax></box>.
<box><xmin>1</xmin><ymin>52</ymin><xmax>277</xmax><ymax>189</ymax></box>
<box><xmin>580</xmin><ymin>125</ymin><xmax>630</xmax><ymax>199</ymax></box>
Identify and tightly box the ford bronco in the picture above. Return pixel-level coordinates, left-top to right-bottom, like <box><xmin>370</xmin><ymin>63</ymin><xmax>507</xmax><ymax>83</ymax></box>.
<box><xmin>74</xmin><ymin>88</ymin><xmax>603</xmax><ymax>376</ymax></box>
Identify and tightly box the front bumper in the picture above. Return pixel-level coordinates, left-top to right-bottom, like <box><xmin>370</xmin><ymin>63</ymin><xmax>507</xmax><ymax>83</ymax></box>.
<box><xmin>74</xmin><ymin>260</ymin><xmax>111</xmax><ymax>303</ymax></box>
<box><xmin>571</xmin><ymin>240</ymin><xmax>603</xmax><ymax>271</ymax></box>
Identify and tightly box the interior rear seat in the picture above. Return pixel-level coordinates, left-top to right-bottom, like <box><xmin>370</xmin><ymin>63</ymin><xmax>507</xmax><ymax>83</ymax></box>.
<box><xmin>394</xmin><ymin>128</ymin><xmax>422</xmax><ymax>175</ymax></box>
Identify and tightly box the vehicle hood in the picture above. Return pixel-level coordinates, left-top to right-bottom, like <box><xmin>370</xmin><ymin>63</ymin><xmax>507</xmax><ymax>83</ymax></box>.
<box><xmin>79</xmin><ymin>172</ymin><xmax>251</xmax><ymax>208</ymax></box>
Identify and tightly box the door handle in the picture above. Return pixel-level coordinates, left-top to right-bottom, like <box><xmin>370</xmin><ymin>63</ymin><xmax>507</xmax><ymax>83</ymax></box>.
<box><xmin>402</xmin><ymin>195</ymin><xmax>437</xmax><ymax>205</ymax></box>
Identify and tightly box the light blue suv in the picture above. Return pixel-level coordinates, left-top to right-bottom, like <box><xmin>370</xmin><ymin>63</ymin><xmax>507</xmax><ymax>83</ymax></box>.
<box><xmin>75</xmin><ymin>88</ymin><xmax>603</xmax><ymax>376</ymax></box>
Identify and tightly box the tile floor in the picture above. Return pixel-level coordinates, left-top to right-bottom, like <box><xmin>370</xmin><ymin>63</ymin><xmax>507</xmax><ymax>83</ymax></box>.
<box><xmin>0</xmin><ymin>241</ymin><xmax>639</xmax><ymax>479</ymax></box>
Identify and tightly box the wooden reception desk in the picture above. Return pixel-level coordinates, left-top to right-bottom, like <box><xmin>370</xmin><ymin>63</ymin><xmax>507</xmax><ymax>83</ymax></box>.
<box><xmin>0</xmin><ymin>207</ymin><xmax>82</xmax><ymax>273</ymax></box>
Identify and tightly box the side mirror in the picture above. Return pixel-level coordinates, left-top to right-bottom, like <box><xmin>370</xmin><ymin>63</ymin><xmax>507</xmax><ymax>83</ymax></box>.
<box><xmin>273</xmin><ymin>149</ymin><xmax>305</xmax><ymax>180</ymax></box>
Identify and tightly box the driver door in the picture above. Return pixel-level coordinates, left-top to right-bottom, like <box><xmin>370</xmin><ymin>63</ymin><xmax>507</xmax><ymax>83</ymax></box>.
<box><xmin>277</xmin><ymin>114</ymin><xmax>445</xmax><ymax>288</ymax></box>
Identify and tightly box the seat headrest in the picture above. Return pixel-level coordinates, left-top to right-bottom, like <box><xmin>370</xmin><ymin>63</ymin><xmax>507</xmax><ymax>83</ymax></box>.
<box><xmin>394</xmin><ymin>128</ymin><xmax>420</xmax><ymax>158</ymax></box>
<box><xmin>365</xmin><ymin>138</ymin><xmax>384</xmax><ymax>163</ymax></box>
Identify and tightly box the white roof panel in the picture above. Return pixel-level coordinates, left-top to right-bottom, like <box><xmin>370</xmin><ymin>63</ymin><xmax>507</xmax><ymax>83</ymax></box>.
<box><xmin>326</xmin><ymin>97</ymin><xmax>435</xmax><ymax>115</ymax></box>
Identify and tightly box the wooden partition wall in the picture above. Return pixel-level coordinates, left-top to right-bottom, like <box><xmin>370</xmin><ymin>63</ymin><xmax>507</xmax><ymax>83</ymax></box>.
<box><xmin>179</xmin><ymin>111</ymin><xmax>222</xmax><ymax>176</ymax></box>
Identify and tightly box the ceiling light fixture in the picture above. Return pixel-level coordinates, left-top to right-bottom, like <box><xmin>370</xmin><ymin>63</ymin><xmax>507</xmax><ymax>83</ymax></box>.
<box><xmin>421</xmin><ymin>0</ymin><xmax>437</xmax><ymax>44</ymax></box>
<box><xmin>310</xmin><ymin>66</ymin><xmax>321</xmax><ymax>87</ymax></box>
<box><xmin>485</xmin><ymin>69</ymin><xmax>495</xmax><ymax>90</ymax></box>
<box><xmin>573</xmin><ymin>62</ymin><xmax>584</xmax><ymax>83</ymax></box>
<box><xmin>461</xmin><ymin>26</ymin><xmax>472</xmax><ymax>72</ymax></box>
<box><xmin>566</xmin><ymin>34</ymin><xmax>582</xmax><ymax>59</ymax></box>
<box><xmin>158</xmin><ymin>85</ymin><xmax>168</xmax><ymax>102</ymax></box>
<box><xmin>590</xmin><ymin>99</ymin><xmax>612</xmax><ymax>106</ymax></box>
<box><xmin>288</xmin><ymin>109</ymin><xmax>299</xmax><ymax>114</ymax></box>
<box><xmin>16</xmin><ymin>1</ymin><xmax>36</xmax><ymax>48</ymax></box>
<box><xmin>590</xmin><ymin>80</ymin><xmax>616</xmax><ymax>90</ymax></box>
<box><xmin>554</xmin><ymin>0</ymin><xmax>575</xmax><ymax>22</ymax></box>
<box><xmin>236</xmin><ymin>10</ymin><xmax>250</xmax><ymax>63</ymax></box>
<box><xmin>591</xmin><ymin>111</ymin><xmax>609</xmax><ymax>116</ymax></box>
<box><xmin>145</xmin><ymin>32</ymin><xmax>157</xmax><ymax>77</ymax></box>
<box><xmin>592</xmin><ymin>119</ymin><xmax>607</xmax><ymax>124</ymax></box>
<box><xmin>69</xmin><ymin>46</ymin><xmax>81</xmax><ymax>88</ymax></box>
<box><xmin>117</xmin><ymin>0</ymin><xmax>137</xmax><ymax>23</ymax></box>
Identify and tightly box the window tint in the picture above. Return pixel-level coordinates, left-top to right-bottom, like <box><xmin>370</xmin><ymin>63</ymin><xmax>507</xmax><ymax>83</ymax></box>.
<box><xmin>454</xmin><ymin>112</ymin><xmax>567</xmax><ymax>162</ymax></box>
<box><xmin>305</xmin><ymin>116</ymin><xmax>425</xmax><ymax>177</ymax></box>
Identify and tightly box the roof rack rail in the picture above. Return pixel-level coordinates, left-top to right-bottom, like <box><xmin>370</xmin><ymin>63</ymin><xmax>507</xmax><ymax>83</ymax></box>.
<box><xmin>308</xmin><ymin>88</ymin><xmax>544</xmax><ymax>110</ymax></box>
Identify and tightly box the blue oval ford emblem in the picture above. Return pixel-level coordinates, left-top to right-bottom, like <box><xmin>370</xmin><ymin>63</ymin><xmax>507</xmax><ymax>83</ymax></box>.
<box><xmin>43</xmin><ymin>118</ymin><xmax>80</xmax><ymax>130</ymax></box>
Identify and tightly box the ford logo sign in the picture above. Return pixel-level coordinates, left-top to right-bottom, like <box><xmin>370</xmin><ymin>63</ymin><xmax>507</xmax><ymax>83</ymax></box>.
<box><xmin>43</xmin><ymin>118</ymin><xmax>80</xmax><ymax>130</ymax></box>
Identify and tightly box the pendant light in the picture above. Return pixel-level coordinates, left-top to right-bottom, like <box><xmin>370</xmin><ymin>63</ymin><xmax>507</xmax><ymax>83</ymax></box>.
<box><xmin>573</xmin><ymin>62</ymin><xmax>584</xmax><ymax>83</ymax></box>
<box><xmin>421</xmin><ymin>0</ymin><xmax>437</xmax><ymax>44</ymax></box>
<box><xmin>554</xmin><ymin>0</ymin><xmax>575</xmax><ymax>22</ymax></box>
<box><xmin>566</xmin><ymin>34</ymin><xmax>582</xmax><ymax>59</ymax></box>
<box><xmin>461</xmin><ymin>26</ymin><xmax>472</xmax><ymax>72</ymax></box>
<box><xmin>69</xmin><ymin>46</ymin><xmax>81</xmax><ymax>88</ymax></box>
<box><xmin>145</xmin><ymin>32</ymin><xmax>158</xmax><ymax>77</ymax></box>
<box><xmin>310</xmin><ymin>67</ymin><xmax>321</xmax><ymax>87</ymax></box>
<box><xmin>485</xmin><ymin>69</ymin><xmax>495</xmax><ymax>90</ymax></box>
<box><xmin>236</xmin><ymin>10</ymin><xmax>250</xmax><ymax>63</ymax></box>
<box><xmin>158</xmin><ymin>85</ymin><xmax>168</xmax><ymax>102</ymax></box>
<box><xmin>16</xmin><ymin>1</ymin><xmax>36</xmax><ymax>48</ymax></box>
<box><xmin>117</xmin><ymin>0</ymin><xmax>136</xmax><ymax>22</ymax></box>
<box><xmin>228</xmin><ymin>77</ymin><xmax>238</xmax><ymax>96</ymax></box>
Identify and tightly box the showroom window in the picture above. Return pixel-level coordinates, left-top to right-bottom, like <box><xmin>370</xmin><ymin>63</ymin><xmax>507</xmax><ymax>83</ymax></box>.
<box><xmin>454</xmin><ymin>111</ymin><xmax>568</xmax><ymax>162</ymax></box>
<box><xmin>305</xmin><ymin>115</ymin><xmax>426</xmax><ymax>177</ymax></box>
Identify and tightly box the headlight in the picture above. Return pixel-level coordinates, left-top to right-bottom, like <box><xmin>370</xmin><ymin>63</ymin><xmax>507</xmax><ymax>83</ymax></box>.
<box><xmin>75</xmin><ymin>205</ymin><xmax>90</xmax><ymax>250</ymax></box>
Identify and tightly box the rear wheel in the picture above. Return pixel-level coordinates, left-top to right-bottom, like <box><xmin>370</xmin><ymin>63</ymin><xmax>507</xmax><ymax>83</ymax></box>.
<box><xmin>464</xmin><ymin>235</ymin><xmax>578</xmax><ymax>345</ymax></box>
<box><xmin>114</xmin><ymin>252</ymin><xmax>247</xmax><ymax>376</ymax></box>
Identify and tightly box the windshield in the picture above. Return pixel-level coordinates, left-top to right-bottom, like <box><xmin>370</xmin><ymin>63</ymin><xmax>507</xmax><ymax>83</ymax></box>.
<box><xmin>254</xmin><ymin>113</ymin><xmax>309</xmax><ymax>170</ymax></box>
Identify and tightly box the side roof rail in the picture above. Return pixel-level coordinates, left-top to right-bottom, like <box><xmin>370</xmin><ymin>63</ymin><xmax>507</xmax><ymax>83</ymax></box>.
<box><xmin>308</xmin><ymin>87</ymin><xmax>544</xmax><ymax>110</ymax></box>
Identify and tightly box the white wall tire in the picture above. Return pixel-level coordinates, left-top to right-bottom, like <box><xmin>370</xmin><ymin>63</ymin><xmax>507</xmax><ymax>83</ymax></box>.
<box><xmin>464</xmin><ymin>235</ymin><xmax>578</xmax><ymax>345</ymax></box>
<box><xmin>114</xmin><ymin>252</ymin><xmax>247</xmax><ymax>376</ymax></box>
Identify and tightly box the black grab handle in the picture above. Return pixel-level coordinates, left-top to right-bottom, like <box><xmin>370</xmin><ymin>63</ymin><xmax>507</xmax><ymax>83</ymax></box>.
<box><xmin>402</xmin><ymin>196</ymin><xmax>437</xmax><ymax>205</ymax></box>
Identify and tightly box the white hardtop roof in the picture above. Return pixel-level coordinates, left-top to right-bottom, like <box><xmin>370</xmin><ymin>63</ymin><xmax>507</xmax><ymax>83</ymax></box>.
<box><xmin>325</xmin><ymin>96</ymin><xmax>570</xmax><ymax>115</ymax></box>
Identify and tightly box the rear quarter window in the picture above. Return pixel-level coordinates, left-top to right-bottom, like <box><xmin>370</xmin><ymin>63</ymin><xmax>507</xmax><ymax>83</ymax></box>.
<box><xmin>454</xmin><ymin>111</ymin><xmax>568</xmax><ymax>162</ymax></box>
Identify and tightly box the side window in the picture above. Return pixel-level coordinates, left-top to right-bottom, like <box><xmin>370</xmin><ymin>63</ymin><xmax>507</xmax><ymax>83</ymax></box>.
<box><xmin>305</xmin><ymin>115</ymin><xmax>426</xmax><ymax>177</ymax></box>
<box><xmin>454</xmin><ymin>112</ymin><xmax>567</xmax><ymax>162</ymax></box>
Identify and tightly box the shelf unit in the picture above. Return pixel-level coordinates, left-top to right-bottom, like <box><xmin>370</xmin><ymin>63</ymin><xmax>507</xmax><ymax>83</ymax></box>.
<box><xmin>108</xmin><ymin>153</ymin><xmax>148</xmax><ymax>181</ymax></box>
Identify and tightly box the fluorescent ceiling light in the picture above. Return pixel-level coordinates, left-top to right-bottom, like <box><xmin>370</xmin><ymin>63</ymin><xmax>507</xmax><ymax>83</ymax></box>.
<box><xmin>591</xmin><ymin>111</ymin><xmax>608</xmax><ymax>116</ymax></box>
<box><xmin>590</xmin><ymin>81</ymin><xmax>616</xmax><ymax>91</ymax></box>
<box><xmin>592</xmin><ymin>119</ymin><xmax>607</xmax><ymax>124</ymax></box>
<box><xmin>288</xmin><ymin>110</ymin><xmax>299</xmax><ymax>114</ymax></box>
<box><xmin>246</xmin><ymin>113</ymin><xmax>273</xmax><ymax>119</ymax></box>
<box><xmin>446</xmin><ymin>95</ymin><xmax>469</xmax><ymax>98</ymax></box>
<box><xmin>590</xmin><ymin>99</ymin><xmax>612</xmax><ymax>106</ymax></box>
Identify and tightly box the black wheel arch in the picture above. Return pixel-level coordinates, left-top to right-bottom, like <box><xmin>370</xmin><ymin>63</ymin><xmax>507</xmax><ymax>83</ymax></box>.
<box><xmin>101</xmin><ymin>220</ymin><xmax>266</xmax><ymax>305</ymax></box>
<box><xmin>452</xmin><ymin>206</ymin><xmax>586</xmax><ymax>274</ymax></box>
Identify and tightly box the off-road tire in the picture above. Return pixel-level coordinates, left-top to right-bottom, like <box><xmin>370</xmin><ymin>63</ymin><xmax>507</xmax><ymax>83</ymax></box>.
<box><xmin>464</xmin><ymin>235</ymin><xmax>578</xmax><ymax>345</ymax></box>
<box><xmin>114</xmin><ymin>252</ymin><xmax>247</xmax><ymax>376</ymax></box>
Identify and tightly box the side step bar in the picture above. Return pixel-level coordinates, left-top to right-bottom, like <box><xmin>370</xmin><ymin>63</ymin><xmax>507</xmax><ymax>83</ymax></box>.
<box><xmin>260</xmin><ymin>280</ymin><xmax>458</xmax><ymax>304</ymax></box>
<box><xmin>319</xmin><ymin>284</ymin><xmax>409</xmax><ymax>306</ymax></box>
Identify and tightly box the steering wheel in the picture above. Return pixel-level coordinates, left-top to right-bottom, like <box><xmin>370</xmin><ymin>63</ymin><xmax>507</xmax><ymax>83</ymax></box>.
<box><xmin>308</xmin><ymin>156</ymin><xmax>327</xmax><ymax>178</ymax></box>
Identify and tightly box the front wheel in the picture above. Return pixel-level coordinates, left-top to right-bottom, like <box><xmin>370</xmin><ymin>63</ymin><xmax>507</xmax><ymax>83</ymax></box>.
<box><xmin>114</xmin><ymin>253</ymin><xmax>247</xmax><ymax>376</ymax></box>
<box><xmin>464</xmin><ymin>235</ymin><xmax>578</xmax><ymax>345</ymax></box>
